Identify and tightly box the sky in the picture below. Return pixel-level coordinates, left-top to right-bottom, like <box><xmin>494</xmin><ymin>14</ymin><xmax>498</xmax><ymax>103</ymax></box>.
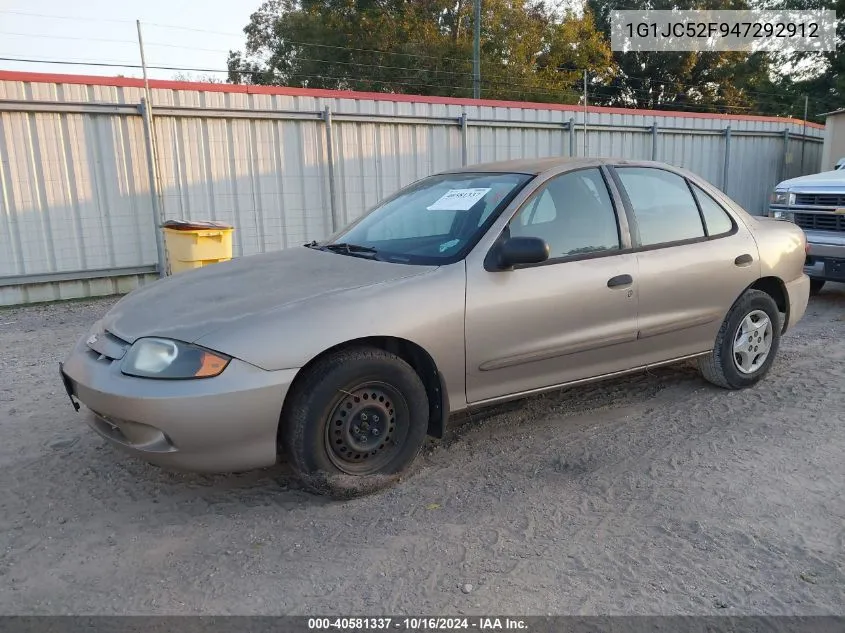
<box><xmin>0</xmin><ymin>0</ymin><xmax>259</xmax><ymax>80</ymax></box>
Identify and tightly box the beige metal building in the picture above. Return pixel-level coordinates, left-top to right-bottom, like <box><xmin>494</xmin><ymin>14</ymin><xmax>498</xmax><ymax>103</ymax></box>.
<box><xmin>821</xmin><ymin>108</ymin><xmax>845</xmax><ymax>171</ymax></box>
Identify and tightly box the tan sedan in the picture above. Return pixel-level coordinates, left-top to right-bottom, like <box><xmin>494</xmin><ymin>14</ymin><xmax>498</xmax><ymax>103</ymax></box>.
<box><xmin>61</xmin><ymin>158</ymin><xmax>810</xmax><ymax>496</ymax></box>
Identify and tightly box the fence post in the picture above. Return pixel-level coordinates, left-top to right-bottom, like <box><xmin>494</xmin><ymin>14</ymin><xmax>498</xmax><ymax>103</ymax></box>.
<box><xmin>781</xmin><ymin>129</ymin><xmax>790</xmax><ymax>182</ymax></box>
<box><xmin>460</xmin><ymin>112</ymin><xmax>468</xmax><ymax>166</ymax></box>
<box><xmin>569</xmin><ymin>117</ymin><xmax>576</xmax><ymax>157</ymax></box>
<box><xmin>651</xmin><ymin>122</ymin><xmax>658</xmax><ymax>160</ymax></box>
<box><xmin>323</xmin><ymin>106</ymin><xmax>339</xmax><ymax>232</ymax></box>
<box><xmin>722</xmin><ymin>125</ymin><xmax>732</xmax><ymax>193</ymax></box>
<box><xmin>139</xmin><ymin>97</ymin><xmax>167</xmax><ymax>278</ymax></box>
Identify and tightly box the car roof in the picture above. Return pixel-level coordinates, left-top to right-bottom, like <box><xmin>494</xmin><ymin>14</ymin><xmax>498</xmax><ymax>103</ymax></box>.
<box><xmin>443</xmin><ymin>157</ymin><xmax>670</xmax><ymax>176</ymax></box>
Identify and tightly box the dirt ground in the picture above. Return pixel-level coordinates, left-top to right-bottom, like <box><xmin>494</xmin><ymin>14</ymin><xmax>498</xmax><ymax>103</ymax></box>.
<box><xmin>1</xmin><ymin>285</ymin><xmax>844</xmax><ymax>616</ymax></box>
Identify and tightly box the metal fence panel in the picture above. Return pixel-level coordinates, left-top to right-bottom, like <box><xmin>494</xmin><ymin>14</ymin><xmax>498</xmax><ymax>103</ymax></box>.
<box><xmin>0</xmin><ymin>107</ymin><xmax>156</xmax><ymax>277</ymax></box>
<box><xmin>154</xmin><ymin>114</ymin><xmax>331</xmax><ymax>257</ymax></box>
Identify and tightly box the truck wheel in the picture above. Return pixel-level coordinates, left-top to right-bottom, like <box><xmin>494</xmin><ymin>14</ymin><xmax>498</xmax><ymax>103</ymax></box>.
<box><xmin>809</xmin><ymin>279</ymin><xmax>825</xmax><ymax>296</ymax></box>
<box><xmin>280</xmin><ymin>347</ymin><xmax>429</xmax><ymax>498</ymax></box>
<box><xmin>698</xmin><ymin>289</ymin><xmax>781</xmax><ymax>390</ymax></box>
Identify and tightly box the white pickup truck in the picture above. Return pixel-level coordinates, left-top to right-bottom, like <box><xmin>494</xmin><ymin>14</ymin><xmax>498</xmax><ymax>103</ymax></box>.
<box><xmin>769</xmin><ymin>167</ymin><xmax>845</xmax><ymax>294</ymax></box>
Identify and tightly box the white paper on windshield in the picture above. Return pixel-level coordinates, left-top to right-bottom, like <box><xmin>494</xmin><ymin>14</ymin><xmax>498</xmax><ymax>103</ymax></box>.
<box><xmin>427</xmin><ymin>188</ymin><xmax>491</xmax><ymax>211</ymax></box>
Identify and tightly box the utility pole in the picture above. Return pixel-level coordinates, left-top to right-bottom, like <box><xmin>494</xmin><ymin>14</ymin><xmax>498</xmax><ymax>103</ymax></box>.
<box><xmin>137</xmin><ymin>20</ymin><xmax>152</xmax><ymax>106</ymax></box>
<box><xmin>800</xmin><ymin>94</ymin><xmax>809</xmax><ymax>174</ymax></box>
<box><xmin>473</xmin><ymin>0</ymin><xmax>481</xmax><ymax>99</ymax></box>
<box><xmin>583</xmin><ymin>70</ymin><xmax>588</xmax><ymax>156</ymax></box>
<box><xmin>136</xmin><ymin>19</ymin><xmax>167</xmax><ymax>277</ymax></box>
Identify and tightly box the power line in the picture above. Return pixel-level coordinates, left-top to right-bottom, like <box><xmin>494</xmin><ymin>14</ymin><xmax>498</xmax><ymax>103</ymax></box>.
<box><xmin>0</xmin><ymin>25</ymin><xmax>830</xmax><ymax>117</ymax></box>
<box><xmin>236</xmin><ymin>56</ymin><xmax>477</xmax><ymax>78</ymax></box>
<box><xmin>145</xmin><ymin>21</ymin><xmax>475</xmax><ymax>65</ymax></box>
<box><xmin>0</xmin><ymin>44</ymin><xmax>789</xmax><ymax>109</ymax></box>
<box><xmin>0</xmin><ymin>9</ymin><xmax>132</xmax><ymax>24</ymax></box>
<box><xmin>141</xmin><ymin>23</ymin><xmax>247</xmax><ymax>38</ymax></box>
<box><xmin>0</xmin><ymin>55</ymin><xmax>797</xmax><ymax>115</ymax></box>
<box><xmin>622</xmin><ymin>75</ymin><xmax>842</xmax><ymax>111</ymax></box>
<box><xmin>0</xmin><ymin>55</ymin><xmax>145</xmax><ymax>67</ymax></box>
<box><xmin>0</xmin><ymin>52</ymin><xmax>579</xmax><ymax>99</ymax></box>
<box><xmin>0</xmin><ymin>30</ymin><xmax>475</xmax><ymax>78</ymax></box>
<box><xmin>0</xmin><ymin>56</ymin><xmax>480</xmax><ymax>93</ymax></box>
<box><xmin>0</xmin><ymin>8</ymin><xmax>478</xmax><ymax>66</ymax></box>
<box><xmin>0</xmin><ymin>31</ymin><xmax>138</xmax><ymax>45</ymax></box>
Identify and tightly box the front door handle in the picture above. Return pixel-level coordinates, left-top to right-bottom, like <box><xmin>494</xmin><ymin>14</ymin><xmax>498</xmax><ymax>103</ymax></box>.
<box><xmin>734</xmin><ymin>254</ymin><xmax>754</xmax><ymax>266</ymax></box>
<box><xmin>607</xmin><ymin>274</ymin><xmax>633</xmax><ymax>288</ymax></box>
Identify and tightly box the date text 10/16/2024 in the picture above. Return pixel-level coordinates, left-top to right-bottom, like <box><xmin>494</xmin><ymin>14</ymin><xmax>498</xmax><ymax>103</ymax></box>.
<box><xmin>307</xmin><ymin>617</ymin><xmax>528</xmax><ymax>631</ymax></box>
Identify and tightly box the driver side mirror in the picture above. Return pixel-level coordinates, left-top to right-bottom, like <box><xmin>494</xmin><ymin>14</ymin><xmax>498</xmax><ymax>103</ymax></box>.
<box><xmin>489</xmin><ymin>236</ymin><xmax>550</xmax><ymax>270</ymax></box>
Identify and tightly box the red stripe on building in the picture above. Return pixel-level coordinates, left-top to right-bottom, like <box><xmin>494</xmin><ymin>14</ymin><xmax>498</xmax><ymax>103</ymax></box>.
<box><xmin>0</xmin><ymin>69</ymin><xmax>826</xmax><ymax>130</ymax></box>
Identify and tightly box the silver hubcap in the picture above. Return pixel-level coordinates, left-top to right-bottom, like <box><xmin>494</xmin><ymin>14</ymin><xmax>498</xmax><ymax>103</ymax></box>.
<box><xmin>733</xmin><ymin>309</ymin><xmax>772</xmax><ymax>374</ymax></box>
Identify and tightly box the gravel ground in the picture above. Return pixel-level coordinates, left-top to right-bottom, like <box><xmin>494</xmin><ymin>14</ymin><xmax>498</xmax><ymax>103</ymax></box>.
<box><xmin>1</xmin><ymin>286</ymin><xmax>844</xmax><ymax>615</ymax></box>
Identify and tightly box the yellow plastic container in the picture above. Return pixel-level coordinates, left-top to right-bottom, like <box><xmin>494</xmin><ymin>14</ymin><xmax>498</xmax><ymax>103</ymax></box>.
<box><xmin>162</xmin><ymin>222</ymin><xmax>234</xmax><ymax>275</ymax></box>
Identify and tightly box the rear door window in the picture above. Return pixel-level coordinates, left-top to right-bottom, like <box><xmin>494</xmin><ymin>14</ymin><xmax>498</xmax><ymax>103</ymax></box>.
<box><xmin>615</xmin><ymin>167</ymin><xmax>706</xmax><ymax>247</ymax></box>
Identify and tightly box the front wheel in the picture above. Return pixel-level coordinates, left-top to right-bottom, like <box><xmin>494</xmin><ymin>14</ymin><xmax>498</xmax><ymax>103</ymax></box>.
<box><xmin>698</xmin><ymin>289</ymin><xmax>781</xmax><ymax>390</ymax></box>
<box><xmin>280</xmin><ymin>347</ymin><xmax>429</xmax><ymax>497</ymax></box>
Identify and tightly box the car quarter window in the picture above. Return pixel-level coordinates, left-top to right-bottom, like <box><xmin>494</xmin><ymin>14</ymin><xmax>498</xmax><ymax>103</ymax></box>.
<box><xmin>509</xmin><ymin>168</ymin><xmax>620</xmax><ymax>259</ymax></box>
<box><xmin>615</xmin><ymin>167</ymin><xmax>706</xmax><ymax>247</ymax></box>
<box><xmin>690</xmin><ymin>182</ymin><xmax>735</xmax><ymax>236</ymax></box>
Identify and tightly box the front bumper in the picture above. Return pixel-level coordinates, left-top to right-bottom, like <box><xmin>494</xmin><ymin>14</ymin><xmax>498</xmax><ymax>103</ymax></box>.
<box><xmin>783</xmin><ymin>274</ymin><xmax>810</xmax><ymax>333</ymax></box>
<box><xmin>804</xmin><ymin>230</ymin><xmax>845</xmax><ymax>282</ymax></box>
<box><xmin>61</xmin><ymin>332</ymin><xmax>298</xmax><ymax>473</ymax></box>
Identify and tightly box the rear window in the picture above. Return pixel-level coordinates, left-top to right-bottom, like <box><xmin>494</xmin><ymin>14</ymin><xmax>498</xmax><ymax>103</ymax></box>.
<box><xmin>691</xmin><ymin>183</ymin><xmax>735</xmax><ymax>237</ymax></box>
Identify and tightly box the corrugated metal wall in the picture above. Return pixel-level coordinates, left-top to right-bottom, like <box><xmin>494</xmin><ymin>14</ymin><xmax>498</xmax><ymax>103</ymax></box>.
<box><xmin>0</xmin><ymin>74</ymin><xmax>825</xmax><ymax>305</ymax></box>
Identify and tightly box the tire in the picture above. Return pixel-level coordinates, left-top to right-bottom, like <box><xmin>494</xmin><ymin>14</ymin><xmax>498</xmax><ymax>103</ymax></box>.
<box><xmin>698</xmin><ymin>289</ymin><xmax>781</xmax><ymax>390</ymax></box>
<box><xmin>809</xmin><ymin>279</ymin><xmax>825</xmax><ymax>296</ymax></box>
<box><xmin>281</xmin><ymin>347</ymin><xmax>429</xmax><ymax>498</ymax></box>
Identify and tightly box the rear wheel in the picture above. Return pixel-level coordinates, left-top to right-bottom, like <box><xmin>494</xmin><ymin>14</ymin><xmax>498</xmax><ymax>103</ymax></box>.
<box><xmin>698</xmin><ymin>289</ymin><xmax>781</xmax><ymax>390</ymax></box>
<box><xmin>281</xmin><ymin>347</ymin><xmax>428</xmax><ymax>497</ymax></box>
<box><xmin>809</xmin><ymin>279</ymin><xmax>825</xmax><ymax>296</ymax></box>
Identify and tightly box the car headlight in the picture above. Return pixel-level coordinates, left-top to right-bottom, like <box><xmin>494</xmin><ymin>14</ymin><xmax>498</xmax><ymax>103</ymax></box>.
<box><xmin>770</xmin><ymin>209</ymin><xmax>795</xmax><ymax>221</ymax></box>
<box><xmin>770</xmin><ymin>190</ymin><xmax>795</xmax><ymax>206</ymax></box>
<box><xmin>121</xmin><ymin>337</ymin><xmax>231</xmax><ymax>379</ymax></box>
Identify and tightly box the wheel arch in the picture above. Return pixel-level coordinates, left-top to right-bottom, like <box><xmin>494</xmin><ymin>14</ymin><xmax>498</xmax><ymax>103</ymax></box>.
<box><xmin>279</xmin><ymin>336</ymin><xmax>449</xmax><ymax>442</ymax></box>
<box><xmin>747</xmin><ymin>276</ymin><xmax>789</xmax><ymax>332</ymax></box>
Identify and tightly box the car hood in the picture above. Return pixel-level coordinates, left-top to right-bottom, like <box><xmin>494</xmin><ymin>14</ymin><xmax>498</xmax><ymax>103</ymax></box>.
<box><xmin>777</xmin><ymin>169</ymin><xmax>845</xmax><ymax>189</ymax></box>
<box><xmin>101</xmin><ymin>247</ymin><xmax>436</xmax><ymax>344</ymax></box>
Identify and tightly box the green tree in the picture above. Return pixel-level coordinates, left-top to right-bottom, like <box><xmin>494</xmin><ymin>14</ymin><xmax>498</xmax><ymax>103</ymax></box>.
<box><xmin>751</xmin><ymin>0</ymin><xmax>845</xmax><ymax>120</ymax></box>
<box><xmin>586</xmin><ymin>0</ymin><xmax>776</xmax><ymax>113</ymax></box>
<box><xmin>227</xmin><ymin>0</ymin><xmax>615</xmax><ymax>104</ymax></box>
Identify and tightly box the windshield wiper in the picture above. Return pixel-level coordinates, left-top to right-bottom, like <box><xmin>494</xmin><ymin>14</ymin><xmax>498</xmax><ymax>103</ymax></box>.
<box><xmin>320</xmin><ymin>242</ymin><xmax>380</xmax><ymax>259</ymax></box>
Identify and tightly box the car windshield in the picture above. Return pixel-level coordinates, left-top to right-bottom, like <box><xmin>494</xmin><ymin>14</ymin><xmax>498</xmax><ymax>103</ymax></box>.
<box><xmin>327</xmin><ymin>172</ymin><xmax>533</xmax><ymax>264</ymax></box>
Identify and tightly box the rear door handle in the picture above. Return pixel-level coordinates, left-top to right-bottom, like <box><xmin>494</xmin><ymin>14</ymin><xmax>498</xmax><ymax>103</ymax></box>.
<box><xmin>607</xmin><ymin>274</ymin><xmax>633</xmax><ymax>288</ymax></box>
<box><xmin>734</xmin><ymin>254</ymin><xmax>753</xmax><ymax>266</ymax></box>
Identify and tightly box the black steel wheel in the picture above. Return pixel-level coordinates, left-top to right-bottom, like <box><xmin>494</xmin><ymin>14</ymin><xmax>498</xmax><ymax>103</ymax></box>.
<box><xmin>324</xmin><ymin>382</ymin><xmax>408</xmax><ymax>475</ymax></box>
<box><xmin>281</xmin><ymin>347</ymin><xmax>429</xmax><ymax>497</ymax></box>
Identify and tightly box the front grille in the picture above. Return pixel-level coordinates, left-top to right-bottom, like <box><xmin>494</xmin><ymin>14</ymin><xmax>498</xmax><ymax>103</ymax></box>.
<box><xmin>794</xmin><ymin>193</ymin><xmax>845</xmax><ymax>207</ymax></box>
<box><xmin>794</xmin><ymin>212</ymin><xmax>845</xmax><ymax>232</ymax></box>
<box><xmin>86</xmin><ymin>329</ymin><xmax>130</xmax><ymax>360</ymax></box>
